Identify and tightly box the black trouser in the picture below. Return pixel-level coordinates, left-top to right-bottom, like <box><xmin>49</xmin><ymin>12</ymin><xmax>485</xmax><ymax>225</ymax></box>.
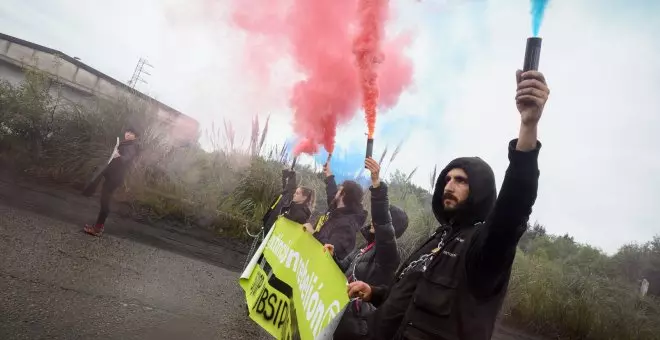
<box><xmin>96</xmin><ymin>178</ymin><xmax>121</xmax><ymax>225</ymax></box>
<box><xmin>83</xmin><ymin>173</ymin><xmax>121</xmax><ymax>225</ymax></box>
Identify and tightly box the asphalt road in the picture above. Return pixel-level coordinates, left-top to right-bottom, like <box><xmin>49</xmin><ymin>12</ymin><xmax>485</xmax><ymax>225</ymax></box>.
<box><xmin>0</xmin><ymin>178</ymin><xmax>269</xmax><ymax>340</ymax></box>
<box><xmin>0</xmin><ymin>177</ymin><xmax>546</xmax><ymax>340</ymax></box>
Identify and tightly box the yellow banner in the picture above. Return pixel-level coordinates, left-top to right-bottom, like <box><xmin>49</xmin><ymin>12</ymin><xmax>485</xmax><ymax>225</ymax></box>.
<box><xmin>244</xmin><ymin>263</ymin><xmax>296</xmax><ymax>339</ymax></box>
<box><xmin>240</xmin><ymin>216</ymin><xmax>349</xmax><ymax>340</ymax></box>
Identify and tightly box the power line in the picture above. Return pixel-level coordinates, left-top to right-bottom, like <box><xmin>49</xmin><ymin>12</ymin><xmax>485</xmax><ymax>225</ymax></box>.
<box><xmin>128</xmin><ymin>57</ymin><xmax>153</xmax><ymax>89</ymax></box>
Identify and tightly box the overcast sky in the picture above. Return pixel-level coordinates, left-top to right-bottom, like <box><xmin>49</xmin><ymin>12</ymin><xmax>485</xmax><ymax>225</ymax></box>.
<box><xmin>1</xmin><ymin>0</ymin><xmax>658</xmax><ymax>253</ymax></box>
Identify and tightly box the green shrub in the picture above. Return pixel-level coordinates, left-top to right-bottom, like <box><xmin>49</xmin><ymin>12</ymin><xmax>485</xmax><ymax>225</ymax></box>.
<box><xmin>504</xmin><ymin>251</ymin><xmax>660</xmax><ymax>339</ymax></box>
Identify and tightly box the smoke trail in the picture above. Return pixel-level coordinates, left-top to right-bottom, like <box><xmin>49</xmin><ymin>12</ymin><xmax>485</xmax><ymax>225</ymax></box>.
<box><xmin>163</xmin><ymin>1</ymin><xmax>413</xmax><ymax>155</ymax></box>
<box><xmin>354</xmin><ymin>0</ymin><xmax>387</xmax><ymax>139</ymax></box>
<box><xmin>228</xmin><ymin>0</ymin><xmax>413</xmax><ymax>156</ymax></box>
<box><xmin>530</xmin><ymin>0</ymin><xmax>550</xmax><ymax>37</ymax></box>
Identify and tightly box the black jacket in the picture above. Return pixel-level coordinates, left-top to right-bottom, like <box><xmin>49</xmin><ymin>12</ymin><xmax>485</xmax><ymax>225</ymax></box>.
<box><xmin>368</xmin><ymin>139</ymin><xmax>541</xmax><ymax>340</ymax></box>
<box><xmin>262</xmin><ymin>170</ymin><xmax>311</xmax><ymax>232</ymax></box>
<box><xmin>283</xmin><ymin>202</ymin><xmax>311</xmax><ymax>225</ymax></box>
<box><xmin>314</xmin><ymin>175</ymin><xmax>367</xmax><ymax>261</ymax></box>
<box><xmin>333</xmin><ymin>182</ymin><xmax>409</xmax><ymax>340</ymax></box>
<box><xmin>336</xmin><ymin>183</ymin><xmax>409</xmax><ymax>286</ymax></box>
<box><xmin>104</xmin><ymin>139</ymin><xmax>139</xmax><ymax>184</ymax></box>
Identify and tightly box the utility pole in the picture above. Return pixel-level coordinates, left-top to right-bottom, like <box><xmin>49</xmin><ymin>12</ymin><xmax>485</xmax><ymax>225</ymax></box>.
<box><xmin>128</xmin><ymin>57</ymin><xmax>153</xmax><ymax>89</ymax></box>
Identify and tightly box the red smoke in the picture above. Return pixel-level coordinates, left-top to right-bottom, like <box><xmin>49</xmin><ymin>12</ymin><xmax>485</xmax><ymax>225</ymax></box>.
<box><xmin>228</xmin><ymin>0</ymin><xmax>413</xmax><ymax>155</ymax></box>
<box><xmin>354</xmin><ymin>0</ymin><xmax>387</xmax><ymax>139</ymax></box>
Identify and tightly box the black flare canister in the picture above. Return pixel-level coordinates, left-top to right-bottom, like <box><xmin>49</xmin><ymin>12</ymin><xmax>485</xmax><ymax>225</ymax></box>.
<box><xmin>365</xmin><ymin>138</ymin><xmax>374</xmax><ymax>169</ymax></box>
<box><xmin>523</xmin><ymin>37</ymin><xmax>542</xmax><ymax>71</ymax></box>
<box><xmin>366</xmin><ymin>138</ymin><xmax>374</xmax><ymax>158</ymax></box>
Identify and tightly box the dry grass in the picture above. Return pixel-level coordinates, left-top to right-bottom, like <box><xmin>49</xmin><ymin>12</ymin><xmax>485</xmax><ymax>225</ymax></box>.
<box><xmin>2</xmin><ymin>68</ymin><xmax>660</xmax><ymax>339</ymax></box>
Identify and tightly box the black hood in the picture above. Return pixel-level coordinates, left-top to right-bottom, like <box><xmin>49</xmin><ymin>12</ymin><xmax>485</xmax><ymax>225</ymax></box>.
<box><xmin>360</xmin><ymin>204</ymin><xmax>409</xmax><ymax>242</ymax></box>
<box><xmin>390</xmin><ymin>205</ymin><xmax>409</xmax><ymax>238</ymax></box>
<box><xmin>432</xmin><ymin>157</ymin><xmax>497</xmax><ymax>226</ymax></box>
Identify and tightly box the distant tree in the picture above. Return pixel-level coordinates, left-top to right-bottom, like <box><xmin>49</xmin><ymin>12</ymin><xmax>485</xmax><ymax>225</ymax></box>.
<box><xmin>645</xmin><ymin>236</ymin><xmax>660</xmax><ymax>296</ymax></box>
<box><xmin>518</xmin><ymin>222</ymin><xmax>547</xmax><ymax>252</ymax></box>
<box><xmin>564</xmin><ymin>244</ymin><xmax>611</xmax><ymax>277</ymax></box>
<box><xmin>612</xmin><ymin>243</ymin><xmax>650</xmax><ymax>282</ymax></box>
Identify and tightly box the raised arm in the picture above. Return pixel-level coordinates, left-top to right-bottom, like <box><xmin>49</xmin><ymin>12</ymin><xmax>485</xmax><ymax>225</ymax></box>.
<box><xmin>324</xmin><ymin>175</ymin><xmax>338</xmax><ymax>207</ymax></box>
<box><xmin>466</xmin><ymin>70</ymin><xmax>549</xmax><ymax>297</ymax></box>
<box><xmin>322</xmin><ymin>161</ymin><xmax>338</xmax><ymax>207</ymax></box>
<box><xmin>282</xmin><ymin>170</ymin><xmax>297</xmax><ymax>195</ymax></box>
<box><xmin>366</xmin><ymin>159</ymin><xmax>400</xmax><ymax>286</ymax></box>
<box><xmin>263</xmin><ymin>170</ymin><xmax>297</xmax><ymax>227</ymax></box>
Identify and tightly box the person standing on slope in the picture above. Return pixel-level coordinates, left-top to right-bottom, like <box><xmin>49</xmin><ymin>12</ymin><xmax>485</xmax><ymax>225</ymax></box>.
<box><xmin>83</xmin><ymin>128</ymin><xmax>140</xmax><ymax>236</ymax></box>
<box><xmin>324</xmin><ymin>157</ymin><xmax>409</xmax><ymax>340</ymax></box>
<box><xmin>347</xmin><ymin>69</ymin><xmax>550</xmax><ymax>340</ymax></box>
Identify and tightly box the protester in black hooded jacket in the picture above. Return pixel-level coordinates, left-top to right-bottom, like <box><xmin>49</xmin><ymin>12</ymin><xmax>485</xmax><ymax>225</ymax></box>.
<box><xmin>347</xmin><ymin>69</ymin><xmax>550</xmax><ymax>340</ymax></box>
<box><xmin>304</xmin><ymin>160</ymin><xmax>367</xmax><ymax>261</ymax></box>
<box><xmin>83</xmin><ymin>128</ymin><xmax>140</xmax><ymax>236</ymax></box>
<box><xmin>262</xmin><ymin>169</ymin><xmax>315</xmax><ymax>234</ymax></box>
<box><xmin>324</xmin><ymin>158</ymin><xmax>409</xmax><ymax>340</ymax></box>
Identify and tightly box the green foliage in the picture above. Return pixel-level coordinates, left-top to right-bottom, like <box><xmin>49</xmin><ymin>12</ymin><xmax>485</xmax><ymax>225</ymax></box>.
<box><xmin>504</xmin><ymin>251</ymin><xmax>660</xmax><ymax>339</ymax></box>
<box><xmin>3</xmin><ymin>67</ymin><xmax>660</xmax><ymax>339</ymax></box>
<box><xmin>512</xmin><ymin>225</ymin><xmax>660</xmax><ymax>338</ymax></box>
<box><xmin>0</xmin><ymin>68</ymin><xmax>61</xmax><ymax>160</ymax></box>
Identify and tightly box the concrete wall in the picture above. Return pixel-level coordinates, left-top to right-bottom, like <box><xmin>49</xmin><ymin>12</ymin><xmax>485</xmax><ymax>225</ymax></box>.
<box><xmin>0</xmin><ymin>53</ymin><xmax>98</xmax><ymax>109</ymax></box>
<box><xmin>0</xmin><ymin>35</ymin><xmax>199</xmax><ymax>145</ymax></box>
<box><xmin>0</xmin><ymin>58</ymin><xmax>25</xmax><ymax>85</ymax></box>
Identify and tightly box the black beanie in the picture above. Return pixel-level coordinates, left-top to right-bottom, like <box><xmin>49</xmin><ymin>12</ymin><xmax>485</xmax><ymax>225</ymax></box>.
<box><xmin>125</xmin><ymin>126</ymin><xmax>140</xmax><ymax>137</ymax></box>
<box><xmin>389</xmin><ymin>205</ymin><xmax>409</xmax><ymax>238</ymax></box>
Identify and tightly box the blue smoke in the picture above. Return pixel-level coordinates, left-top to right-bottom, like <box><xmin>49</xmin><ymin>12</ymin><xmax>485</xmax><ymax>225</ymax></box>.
<box><xmin>531</xmin><ymin>0</ymin><xmax>550</xmax><ymax>37</ymax></box>
<box><xmin>313</xmin><ymin>147</ymin><xmax>371</xmax><ymax>188</ymax></box>
<box><xmin>282</xmin><ymin>137</ymin><xmax>370</xmax><ymax>188</ymax></box>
